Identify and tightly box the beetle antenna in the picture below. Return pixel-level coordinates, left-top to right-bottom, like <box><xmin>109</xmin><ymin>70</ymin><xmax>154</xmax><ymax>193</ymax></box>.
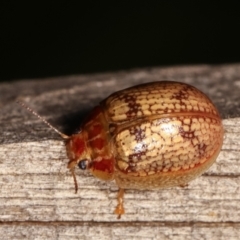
<box><xmin>17</xmin><ymin>101</ymin><xmax>70</xmax><ymax>139</ymax></box>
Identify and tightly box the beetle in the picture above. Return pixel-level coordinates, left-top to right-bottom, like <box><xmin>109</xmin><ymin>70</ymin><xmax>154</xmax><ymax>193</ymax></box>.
<box><xmin>18</xmin><ymin>81</ymin><xmax>224</xmax><ymax>218</ymax></box>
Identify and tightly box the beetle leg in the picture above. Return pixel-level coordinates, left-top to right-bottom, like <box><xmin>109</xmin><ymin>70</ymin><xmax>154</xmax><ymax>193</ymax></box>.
<box><xmin>114</xmin><ymin>188</ymin><xmax>125</xmax><ymax>218</ymax></box>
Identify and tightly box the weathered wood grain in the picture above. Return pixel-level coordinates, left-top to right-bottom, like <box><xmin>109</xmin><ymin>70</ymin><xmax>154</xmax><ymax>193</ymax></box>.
<box><xmin>0</xmin><ymin>64</ymin><xmax>240</xmax><ymax>239</ymax></box>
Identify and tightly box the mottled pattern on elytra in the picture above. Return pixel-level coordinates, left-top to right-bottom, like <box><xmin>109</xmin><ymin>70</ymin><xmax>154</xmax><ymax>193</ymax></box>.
<box><xmin>114</xmin><ymin>116</ymin><xmax>223</xmax><ymax>176</ymax></box>
<box><xmin>100</xmin><ymin>81</ymin><xmax>224</xmax><ymax>178</ymax></box>
<box><xmin>103</xmin><ymin>81</ymin><xmax>219</xmax><ymax>122</ymax></box>
<box><xmin>114</xmin><ymin>145</ymin><xmax>221</xmax><ymax>189</ymax></box>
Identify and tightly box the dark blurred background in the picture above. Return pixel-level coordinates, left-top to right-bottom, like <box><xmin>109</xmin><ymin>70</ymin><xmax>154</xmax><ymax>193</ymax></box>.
<box><xmin>1</xmin><ymin>2</ymin><xmax>240</xmax><ymax>82</ymax></box>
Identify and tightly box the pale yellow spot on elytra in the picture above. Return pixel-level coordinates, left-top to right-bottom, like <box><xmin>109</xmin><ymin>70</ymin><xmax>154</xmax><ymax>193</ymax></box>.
<box><xmin>173</xmin><ymin>135</ymin><xmax>183</xmax><ymax>143</ymax></box>
<box><xmin>173</xmin><ymin>162</ymin><xmax>179</xmax><ymax>168</ymax></box>
<box><xmin>194</xmin><ymin>130</ymin><xmax>201</xmax><ymax>136</ymax></box>
<box><xmin>188</xmin><ymin>153</ymin><xmax>195</xmax><ymax>160</ymax></box>
<box><xmin>182</xmin><ymin>165</ymin><xmax>190</xmax><ymax>170</ymax></box>
<box><xmin>146</xmin><ymin>98</ymin><xmax>157</xmax><ymax>105</ymax></box>
<box><xmin>164</xmin><ymin>152</ymin><xmax>173</xmax><ymax>159</ymax></box>
<box><xmin>193</xmin><ymin>105</ymin><xmax>199</xmax><ymax>111</ymax></box>
<box><xmin>142</xmin><ymin>110</ymin><xmax>151</xmax><ymax>115</ymax></box>
<box><xmin>171</xmin><ymin>157</ymin><xmax>179</xmax><ymax>162</ymax></box>
<box><xmin>172</xmin><ymin>120</ymin><xmax>182</xmax><ymax>127</ymax></box>
<box><xmin>205</xmin><ymin>123</ymin><xmax>210</xmax><ymax>129</ymax></box>
<box><xmin>202</xmin><ymin>128</ymin><xmax>207</xmax><ymax>135</ymax></box>
<box><xmin>145</xmin><ymin>128</ymin><xmax>151</xmax><ymax>137</ymax></box>
<box><xmin>190</xmin><ymin>163</ymin><xmax>195</xmax><ymax>168</ymax></box>
<box><xmin>164</xmin><ymin>137</ymin><xmax>172</xmax><ymax>145</ymax></box>
<box><xmin>203</xmin><ymin>134</ymin><xmax>209</xmax><ymax>141</ymax></box>
<box><xmin>183</xmin><ymin>118</ymin><xmax>190</xmax><ymax>124</ymax></box>
<box><xmin>151</xmin><ymin>132</ymin><xmax>161</xmax><ymax>141</ymax></box>
<box><xmin>146</xmin><ymin>148</ymin><xmax>158</xmax><ymax>157</ymax></box>
<box><xmin>141</xmin><ymin>104</ymin><xmax>149</xmax><ymax>110</ymax></box>
<box><xmin>150</xmin><ymin>104</ymin><xmax>159</xmax><ymax>110</ymax></box>
<box><xmin>190</xmin><ymin>99</ymin><xmax>198</xmax><ymax>105</ymax></box>
<box><xmin>192</xmin><ymin>138</ymin><xmax>199</xmax><ymax>146</ymax></box>
<box><xmin>183</xmin><ymin>125</ymin><xmax>190</xmax><ymax>132</ymax></box>
<box><xmin>151</xmin><ymin>124</ymin><xmax>160</xmax><ymax>133</ymax></box>
<box><xmin>191</xmin><ymin>122</ymin><xmax>200</xmax><ymax>131</ymax></box>
<box><xmin>164</xmin><ymin>92</ymin><xmax>173</xmax><ymax>98</ymax></box>
<box><xmin>175</xmin><ymin>103</ymin><xmax>181</xmax><ymax>110</ymax></box>
<box><xmin>179</xmin><ymin>154</ymin><xmax>188</xmax><ymax>161</ymax></box>
<box><xmin>171</xmin><ymin>166</ymin><xmax>181</xmax><ymax>171</ymax></box>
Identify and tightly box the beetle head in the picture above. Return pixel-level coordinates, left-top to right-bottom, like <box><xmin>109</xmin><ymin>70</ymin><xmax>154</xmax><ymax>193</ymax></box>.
<box><xmin>66</xmin><ymin>133</ymin><xmax>91</xmax><ymax>171</ymax></box>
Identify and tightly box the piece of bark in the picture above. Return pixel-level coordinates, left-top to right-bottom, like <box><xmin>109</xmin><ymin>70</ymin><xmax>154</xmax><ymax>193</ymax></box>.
<box><xmin>0</xmin><ymin>64</ymin><xmax>240</xmax><ymax>239</ymax></box>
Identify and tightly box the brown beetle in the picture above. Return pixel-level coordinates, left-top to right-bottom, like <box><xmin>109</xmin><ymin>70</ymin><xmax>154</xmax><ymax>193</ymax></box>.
<box><xmin>19</xmin><ymin>81</ymin><xmax>224</xmax><ymax>218</ymax></box>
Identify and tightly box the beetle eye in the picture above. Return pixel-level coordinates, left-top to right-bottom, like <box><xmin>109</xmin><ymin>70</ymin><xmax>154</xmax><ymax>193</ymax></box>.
<box><xmin>78</xmin><ymin>159</ymin><xmax>88</xmax><ymax>170</ymax></box>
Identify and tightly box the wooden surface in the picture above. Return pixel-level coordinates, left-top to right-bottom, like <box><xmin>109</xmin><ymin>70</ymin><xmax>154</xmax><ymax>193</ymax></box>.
<box><xmin>0</xmin><ymin>64</ymin><xmax>240</xmax><ymax>240</ymax></box>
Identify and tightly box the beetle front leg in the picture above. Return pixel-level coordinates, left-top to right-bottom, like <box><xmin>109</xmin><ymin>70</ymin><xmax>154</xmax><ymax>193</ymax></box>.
<box><xmin>114</xmin><ymin>188</ymin><xmax>125</xmax><ymax>218</ymax></box>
